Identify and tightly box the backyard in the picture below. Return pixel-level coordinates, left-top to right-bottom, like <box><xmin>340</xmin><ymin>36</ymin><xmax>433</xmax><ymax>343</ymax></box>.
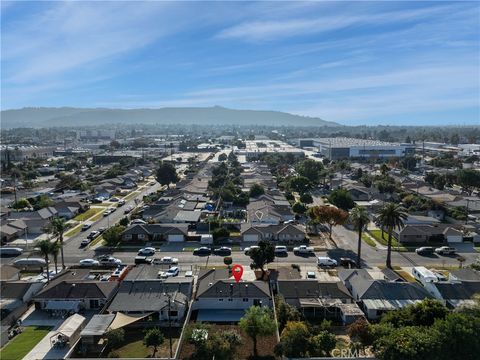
<box><xmin>108</xmin><ymin>328</ymin><xmax>180</xmax><ymax>358</ymax></box>
<box><xmin>0</xmin><ymin>326</ymin><xmax>51</xmax><ymax>360</ymax></box>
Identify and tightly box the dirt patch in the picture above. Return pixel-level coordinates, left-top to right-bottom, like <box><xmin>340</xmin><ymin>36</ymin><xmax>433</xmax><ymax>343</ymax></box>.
<box><xmin>178</xmin><ymin>323</ymin><xmax>278</xmax><ymax>360</ymax></box>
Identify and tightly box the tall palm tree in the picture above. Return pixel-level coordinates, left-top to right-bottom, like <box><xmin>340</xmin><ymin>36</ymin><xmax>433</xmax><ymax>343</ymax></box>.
<box><xmin>49</xmin><ymin>217</ymin><xmax>67</xmax><ymax>269</ymax></box>
<box><xmin>350</xmin><ymin>206</ymin><xmax>370</xmax><ymax>268</ymax></box>
<box><xmin>375</xmin><ymin>203</ymin><xmax>408</xmax><ymax>269</ymax></box>
<box><xmin>49</xmin><ymin>241</ymin><xmax>61</xmax><ymax>274</ymax></box>
<box><xmin>36</xmin><ymin>239</ymin><xmax>52</xmax><ymax>282</ymax></box>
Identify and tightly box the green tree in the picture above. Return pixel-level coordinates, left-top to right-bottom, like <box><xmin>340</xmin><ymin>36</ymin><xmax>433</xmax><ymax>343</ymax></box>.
<box><xmin>275</xmin><ymin>295</ymin><xmax>302</xmax><ymax>332</ymax></box>
<box><xmin>212</xmin><ymin>227</ymin><xmax>230</xmax><ymax>241</ymax></box>
<box><xmin>143</xmin><ymin>328</ymin><xmax>164</xmax><ymax>357</ymax></box>
<box><xmin>296</xmin><ymin>159</ymin><xmax>324</xmax><ymax>183</ymax></box>
<box><xmin>12</xmin><ymin>198</ymin><xmax>31</xmax><ymax>210</ymax></box>
<box><xmin>103</xmin><ymin>225</ymin><xmax>126</xmax><ymax>247</ymax></box>
<box><xmin>218</xmin><ymin>153</ymin><xmax>228</xmax><ymax>161</ymax></box>
<box><xmin>456</xmin><ymin>169</ymin><xmax>480</xmax><ymax>195</ymax></box>
<box><xmin>347</xmin><ymin>318</ymin><xmax>374</xmax><ymax>347</ymax></box>
<box><xmin>292</xmin><ymin>202</ymin><xmax>307</xmax><ymax>214</ymax></box>
<box><xmin>349</xmin><ymin>205</ymin><xmax>370</xmax><ymax>268</ymax></box>
<box><xmin>375</xmin><ymin>203</ymin><xmax>408</xmax><ymax>269</ymax></box>
<box><xmin>308</xmin><ymin>205</ymin><xmax>349</xmax><ymax>239</ymax></box>
<box><xmin>328</xmin><ymin>188</ymin><xmax>355</xmax><ymax>210</ymax></box>
<box><xmin>289</xmin><ymin>176</ymin><xmax>311</xmax><ymax>194</ymax></box>
<box><xmin>119</xmin><ymin>217</ymin><xmax>129</xmax><ymax>227</ymax></box>
<box><xmin>381</xmin><ymin>299</ymin><xmax>448</xmax><ymax>328</ymax></box>
<box><xmin>33</xmin><ymin>195</ymin><xmax>54</xmax><ymax>210</ymax></box>
<box><xmin>249</xmin><ymin>240</ymin><xmax>275</xmax><ymax>278</ymax></box>
<box><xmin>309</xmin><ymin>330</ymin><xmax>337</xmax><ymax>357</ymax></box>
<box><xmin>207</xmin><ymin>330</ymin><xmax>242</xmax><ymax>360</ymax></box>
<box><xmin>155</xmin><ymin>161</ymin><xmax>179</xmax><ymax>188</ymax></box>
<box><xmin>48</xmin><ymin>217</ymin><xmax>67</xmax><ymax>269</ymax></box>
<box><xmin>239</xmin><ymin>306</ymin><xmax>276</xmax><ymax>357</ymax></box>
<box><xmin>105</xmin><ymin>328</ymin><xmax>125</xmax><ymax>349</ymax></box>
<box><xmin>300</xmin><ymin>193</ymin><xmax>313</xmax><ymax>204</ymax></box>
<box><xmin>49</xmin><ymin>241</ymin><xmax>61</xmax><ymax>274</ymax></box>
<box><xmin>35</xmin><ymin>239</ymin><xmax>52</xmax><ymax>282</ymax></box>
<box><xmin>249</xmin><ymin>183</ymin><xmax>265</xmax><ymax>198</ymax></box>
<box><xmin>276</xmin><ymin>321</ymin><xmax>311</xmax><ymax>358</ymax></box>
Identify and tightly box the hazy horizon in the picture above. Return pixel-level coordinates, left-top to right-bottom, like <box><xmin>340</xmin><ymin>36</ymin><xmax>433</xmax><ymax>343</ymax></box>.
<box><xmin>1</xmin><ymin>1</ymin><xmax>479</xmax><ymax>126</ymax></box>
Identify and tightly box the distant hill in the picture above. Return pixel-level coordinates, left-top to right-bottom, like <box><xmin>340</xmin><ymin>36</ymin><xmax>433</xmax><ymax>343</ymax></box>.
<box><xmin>0</xmin><ymin>106</ymin><xmax>339</xmax><ymax>128</ymax></box>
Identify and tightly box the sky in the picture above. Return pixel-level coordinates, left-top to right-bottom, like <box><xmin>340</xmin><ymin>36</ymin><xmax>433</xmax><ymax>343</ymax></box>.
<box><xmin>1</xmin><ymin>0</ymin><xmax>479</xmax><ymax>126</ymax></box>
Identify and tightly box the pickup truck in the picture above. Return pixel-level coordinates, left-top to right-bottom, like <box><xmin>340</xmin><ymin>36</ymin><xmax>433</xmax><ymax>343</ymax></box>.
<box><xmin>293</xmin><ymin>245</ymin><xmax>315</xmax><ymax>255</ymax></box>
<box><xmin>435</xmin><ymin>246</ymin><xmax>457</xmax><ymax>255</ymax></box>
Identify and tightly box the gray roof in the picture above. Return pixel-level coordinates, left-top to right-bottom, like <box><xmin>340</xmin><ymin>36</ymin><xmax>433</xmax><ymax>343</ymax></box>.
<box><xmin>356</xmin><ymin>280</ymin><xmax>432</xmax><ymax>300</ymax></box>
<box><xmin>0</xmin><ymin>281</ymin><xmax>38</xmax><ymax>299</ymax></box>
<box><xmin>173</xmin><ymin>210</ymin><xmax>202</xmax><ymax>222</ymax></box>
<box><xmin>450</xmin><ymin>269</ymin><xmax>480</xmax><ymax>282</ymax></box>
<box><xmin>35</xmin><ymin>281</ymin><xmax>117</xmax><ymax>300</ymax></box>
<box><xmin>435</xmin><ymin>281</ymin><xmax>480</xmax><ymax>300</ymax></box>
<box><xmin>277</xmin><ymin>280</ymin><xmax>352</xmax><ymax>300</ymax></box>
<box><xmin>338</xmin><ymin>269</ymin><xmax>373</xmax><ymax>283</ymax></box>
<box><xmin>107</xmin><ymin>280</ymin><xmax>191</xmax><ymax>312</ymax></box>
<box><xmin>80</xmin><ymin>314</ymin><xmax>115</xmax><ymax>336</ymax></box>
<box><xmin>196</xmin><ymin>269</ymin><xmax>270</xmax><ymax>299</ymax></box>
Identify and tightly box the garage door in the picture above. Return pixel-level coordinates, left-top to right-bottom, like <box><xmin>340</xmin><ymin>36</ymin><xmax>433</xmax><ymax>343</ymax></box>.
<box><xmin>243</xmin><ymin>234</ymin><xmax>259</xmax><ymax>242</ymax></box>
<box><xmin>168</xmin><ymin>234</ymin><xmax>184</xmax><ymax>242</ymax></box>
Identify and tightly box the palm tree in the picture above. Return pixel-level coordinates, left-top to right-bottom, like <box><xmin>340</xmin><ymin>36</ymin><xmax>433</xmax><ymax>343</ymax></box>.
<box><xmin>36</xmin><ymin>239</ymin><xmax>52</xmax><ymax>282</ymax></box>
<box><xmin>49</xmin><ymin>241</ymin><xmax>61</xmax><ymax>274</ymax></box>
<box><xmin>49</xmin><ymin>217</ymin><xmax>67</xmax><ymax>269</ymax></box>
<box><xmin>350</xmin><ymin>206</ymin><xmax>370</xmax><ymax>268</ymax></box>
<box><xmin>375</xmin><ymin>203</ymin><xmax>408</xmax><ymax>269</ymax></box>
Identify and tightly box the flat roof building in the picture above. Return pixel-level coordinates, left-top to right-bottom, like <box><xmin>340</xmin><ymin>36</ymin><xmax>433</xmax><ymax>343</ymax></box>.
<box><xmin>234</xmin><ymin>140</ymin><xmax>304</xmax><ymax>160</ymax></box>
<box><xmin>298</xmin><ymin>137</ymin><xmax>415</xmax><ymax>160</ymax></box>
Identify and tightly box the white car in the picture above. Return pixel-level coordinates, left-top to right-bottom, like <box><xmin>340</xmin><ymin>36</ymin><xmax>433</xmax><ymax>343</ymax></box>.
<box><xmin>307</xmin><ymin>271</ymin><xmax>316</xmax><ymax>279</ymax></box>
<box><xmin>153</xmin><ymin>256</ymin><xmax>178</xmax><ymax>265</ymax></box>
<box><xmin>138</xmin><ymin>247</ymin><xmax>156</xmax><ymax>256</ymax></box>
<box><xmin>435</xmin><ymin>246</ymin><xmax>457</xmax><ymax>255</ymax></box>
<box><xmin>317</xmin><ymin>256</ymin><xmax>338</xmax><ymax>267</ymax></box>
<box><xmin>81</xmin><ymin>238</ymin><xmax>91</xmax><ymax>247</ymax></box>
<box><xmin>79</xmin><ymin>259</ymin><xmax>100</xmax><ymax>267</ymax></box>
<box><xmin>98</xmin><ymin>256</ymin><xmax>122</xmax><ymax>266</ymax></box>
<box><xmin>244</xmin><ymin>246</ymin><xmax>259</xmax><ymax>255</ymax></box>
<box><xmin>274</xmin><ymin>246</ymin><xmax>288</xmax><ymax>255</ymax></box>
<box><xmin>162</xmin><ymin>266</ymin><xmax>179</xmax><ymax>278</ymax></box>
<box><xmin>294</xmin><ymin>245</ymin><xmax>315</xmax><ymax>255</ymax></box>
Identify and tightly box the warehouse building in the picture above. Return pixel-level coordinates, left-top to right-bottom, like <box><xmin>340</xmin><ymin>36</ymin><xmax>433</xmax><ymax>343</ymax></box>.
<box><xmin>298</xmin><ymin>138</ymin><xmax>415</xmax><ymax>160</ymax></box>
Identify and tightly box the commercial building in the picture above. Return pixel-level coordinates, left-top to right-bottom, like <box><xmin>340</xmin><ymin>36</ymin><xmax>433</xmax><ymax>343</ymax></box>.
<box><xmin>234</xmin><ymin>140</ymin><xmax>304</xmax><ymax>161</ymax></box>
<box><xmin>298</xmin><ymin>138</ymin><xmax>415</xmax><ymax>160</ymax></box>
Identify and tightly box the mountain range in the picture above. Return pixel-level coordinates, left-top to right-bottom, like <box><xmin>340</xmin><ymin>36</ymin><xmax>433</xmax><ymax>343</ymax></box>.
<box><xmin>0</xmin><ymin>106</ymin><xmax>340</xmax><ymax>128</ymax></box>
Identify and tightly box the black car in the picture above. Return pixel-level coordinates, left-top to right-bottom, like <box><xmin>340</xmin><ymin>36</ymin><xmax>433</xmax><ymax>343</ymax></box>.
<box><xmin>134</xmin><ymin>256</ymin><xmax>153</xmax><ymax>265</ymax></box>
<box><xmin>193</xmin><ymin>247</ymin><xmax>212</xmax><ymax>256</ymax></box>
<box><xmin>213</xmin><ymin>247</ymin><xmax>232</xmax><ymax>256</ymax></box>
<box><xmin>340</xmin><ymin>257</ymin><xmax>357</xmax><ymax>268</ymax></box>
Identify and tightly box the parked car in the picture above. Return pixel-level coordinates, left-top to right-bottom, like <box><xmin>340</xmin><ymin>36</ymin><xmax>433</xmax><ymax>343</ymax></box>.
<box><xmin>153</xmin><ymin>256</ymin><xmax>179</xmax><ymax>265</ymax></box>
<box><xmin>81</xmin><ymin>223</ymin><xmax>92</xmax><ymax>231</ymax></box>
<box><xmin>293</xmin><ymin>245</ymin><xmax>315</xmax><ymax>255</ymax></box>
<box><xmin>135</xmin><ymin>256</ymin><xmax>153</xmax><ymax>265</ymax></box>
<box><xmin>416</xmin><ymin>246</ymin><xmax>434</xmax><ymax>255</ymax></box>
<box><xmin>274</xmin><ymin>246</ymin><xmax>288</xmax><ymax>255</ymax></box>
<box><xmin>244</xmin><ymin>246</ymin><xmax>259</xmax><ymax>255</ymax></box>
<box><xmin>213</xmin><ymin>247</ymin><xmax>231</xmax><ymax>256</ymax></box>
<box><xmin>13</xmin><ymin>258</ymin><xmax>47</xmax><ymax>270</ymax></box>
<box><xmin>193</xmin><ymin>247</ymin><xmax>211</xmax><ymax>256</ymax></box>
<box><xmin>118</xmin><ymin>199</ymin><xmax>126</xmax><ymax>206</ymax></box>
<box><xmin>97</xmin><ymin>227</ymin><xmax>106</xmax><ymax>233</ymax></box>
<box><xmin>87</xmin><ymin>231</ymin><xmax>100</xmax><ymax>240</ymax></box>
<box><xmin>110</xmin><ymin>197</ymin><xmax>120</xmax><ymax>202</ymax></box>
<box><xmin>138</xmin><ymin>247</ymin><xmax>156</xmax><ymax>256</ymax></box>
<box><xmin>79</xmin><ymin>258</ymin><xmax>99</xmax><ymax>267</ymax></box>
<box><xmin>164</xmin><ymin>266</ymin><xmax>179</xmax><ymax>277</ymax></box>
<box><xmin>306</xmin><ymin>271</ymin><xmax>316</xmax><ymax>279</ymax></box>
<box><xmin>98</xmin><ymin>256</ymin><xmax>122</xmax><ymax>267</ymax></box>
<box><xmin>317</xmin><ymin>256</ymin><xmax>338</xmax><ymax>267</ymax></box>
<box><xmin>185</xmin><ymin>271</ymin><xmax>193</xmax><ymax>277</ymax></box>
<box><xmin>0</xmin><ymin>247</ymin><xmax>23</xmax><ymax>257</ymax></box>
<box><xmin>340</xmin><ymin>257</ymin><xmax>357</xmax><ymax>268</ymax></box>
<box><xmin>92</xmin><ymin>197</ymin><xmax>104</xmax><ymax>204</ymax></box>
<box><xmin>80</xmin><ymin>238</ymin><xmax>91</xmax><ymax>247</ymax></box>
<box><xmin>435</xmin><ymin>246</ymin><xmax>457</xmax><ymax>255</ymax></box>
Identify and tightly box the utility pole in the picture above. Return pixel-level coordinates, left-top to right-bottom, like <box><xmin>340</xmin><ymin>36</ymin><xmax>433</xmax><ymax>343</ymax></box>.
<box><xmin>465</xmin><ymin>198</ymin><xmax>470</xmax><ymax>225</ymax></box>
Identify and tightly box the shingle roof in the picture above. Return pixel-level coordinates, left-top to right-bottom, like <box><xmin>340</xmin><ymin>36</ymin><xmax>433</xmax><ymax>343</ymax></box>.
<box><xmin>0</xmin><ymin>281</ymin><xmax>37</xmax><ymax>299</ymax></box>
<box><xmin>359</xmin><ymin>280</ymin><xmax>432</xmax><ymax>300</ymax></box>
<box><xmin>35</xmin><ymin>281</ymin><xmax>117</xmax><ymax>300</ymax></box>
<box><xmin>435</xmin><ymin>281</ymin><xmax>480</xmax><ymax>300</ymax></box>
<box><xmin>278</xmin><ymin>280</ymin><xmax>352</xmax><ymax>300</ymax></box>
<box><xmin>450</xmin><ymin>269</ymin><xmax>480</xmax><ymax>282</ymax></box>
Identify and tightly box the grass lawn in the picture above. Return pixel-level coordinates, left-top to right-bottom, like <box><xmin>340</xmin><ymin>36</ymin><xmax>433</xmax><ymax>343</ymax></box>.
<box><xmin>369</xmin><ymin>230</ymin><xmax>407</xmax><ymax>251</ymax></box>
<box><xmin>0</xmin><ymin>326</ymin><xmax>51</xmax><ymax>360</ymax></box>
<box><xmin>397</xmin><ymin>270</ymin><xmax>416</xmax><ymax>282</ymax></box>
<box><xmin>90</xmin><ymin>211</ymin><xmax>105</xmax><ymax>222</ymax></box>
<box><xmin>112</xmin><ymin>329</ymin><xmax>179</xmax><ymax>358</ymax></box>
<box><xmin>73</xmin><ymin>208</ymin><xmax>103</xmax><ymax>222</ymax></box>
<box><xmin>361</xmin><ymin>233</ymin><xmax>377</xmax><ymax>248</ymax></box>
<box><xmin>88</xmin><ymin>235</ymin><xmax>104</xmax><ymax>248</ymax></box>
<box><xmin>123</xmin><ymin>191</ymin><xmax>141</xmax><ymax>202</ymax></box>
<box><xmin>64</xmin><ymin>224</ymin><xmax>82</xmax><ymax>237</ymax></box>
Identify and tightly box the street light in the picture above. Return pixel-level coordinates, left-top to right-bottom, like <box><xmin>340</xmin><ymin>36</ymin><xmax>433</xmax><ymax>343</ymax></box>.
<box><xmin>163</xmin><ymin>292</ymin><xmax>173</xmax><ymax>359</ymax></box>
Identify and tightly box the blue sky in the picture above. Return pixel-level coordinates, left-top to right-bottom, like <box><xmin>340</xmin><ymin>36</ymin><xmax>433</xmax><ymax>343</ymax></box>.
<box><xmin>1</xmin><ymin>0</ymin><xmax>479</xmax><ymax>126</ymax></box>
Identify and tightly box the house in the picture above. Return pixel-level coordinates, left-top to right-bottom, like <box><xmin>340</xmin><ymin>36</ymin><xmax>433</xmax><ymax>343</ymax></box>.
<box><xmin>345</xmin><ymin>185</ymin><xmax>371</xmax><ymax>201</ymax></box>
<box><xmin>192</xmin><ymin>269</ymin><xmax>272</xmax><ymax>322</ymax></box>
<box><xmin>449</xmin><ymin>269</ymin><xmax>480</xmax><ymax>282</ymax></box>
<box><xmin>339</xmin><ymin>269</ymin><xmax>433</xmax><ymax>319</ymax></box>
<box><xmin>241</xmin><ymin>224</ymin><xmax>306</xmax><ymax>242</ymax></box>
<box><xmin>443</xmin><ymin>227</ymin><xmax>463</xmax><ymax>243</ymax></box>
<box><xmin>403</xmin><ymin>215</ymin><xmax>441</xmax><ymax>225</ymax></box>
<box><xmin>424</xmin><ymin>279</ymin><xmax>480</xmax><ymax>308</ymax></box>
<box><xmin>107</xmin><ymin>278</ymin><xmax>193</xmax><ymax>326</ymax></box>
<box><xmin>277</xmin><ymin>280</ymin><xmax>364</xmax><ymax>325</ymax></box>
<box><xmin>394</xmin><ymin>224</ymin><xmax>464</xmax><ymax>244</ymax></box>
<box><xmin>33</xmin><ymin>270</ymin><xmax>118</xmax><ymax>315</ymax></box>
<box><xmin>1</xmin><ymin>281</ymin><xmax>44</xmax><ymax>346</ymax></box>
<box><xmin>0</xmin><ymin>265</ymin><xmax>21</xmax><ymax>281</ymax></box>
<box><xmin>173</xmin><ymin>210</ymin><xmax>202</xmax><ymax>223</ymax></box>
<box><xmin>8</xmin><ymin>207</ymin><xmax>58</xmax><ymax>234</ymax></box>
<box><xmin>247</xmin><ymin>200</ymin><xmax>294</xmax><ymax>225</ymax></box>
<box><xmin>0</xmin><ymin>219</ymin><xmax>27</xmax><ymax>243</ymax></box>
<box><xmin>121</xmin><ymin>223</ymin><xmax>188</xmax><ymax>242</ymax></box>
<box><xmin>93</xmin><ymin>185</ymin><xmax>116</xmax><ymax>199</ymax></box>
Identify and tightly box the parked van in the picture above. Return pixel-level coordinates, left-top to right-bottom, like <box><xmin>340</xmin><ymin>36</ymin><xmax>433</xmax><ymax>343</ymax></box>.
<box><xmin>411</xmin><ymin>266</ymin><xmax>438</xmax><ymax>285</ymax></box>
<box><xmin>0</xmin><ymin>247</ymin><xmax>23</xmax><ymax>257</ymax></box>
<box><xmin>317</xmin><ymin>256</ymin><xmax>338</xmax><ymax>267</ymax></box>
<box><xmin>13</xmin><ymin>258</ymin><xmax>47</xmax><ymax>270</ymax></box>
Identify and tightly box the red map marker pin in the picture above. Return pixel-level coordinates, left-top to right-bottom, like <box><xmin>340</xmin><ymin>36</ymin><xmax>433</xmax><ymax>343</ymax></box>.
<box><xmin>232</xmin><ymin>264</ymin><xmax>244</xmax><ymax>283</ymax></box>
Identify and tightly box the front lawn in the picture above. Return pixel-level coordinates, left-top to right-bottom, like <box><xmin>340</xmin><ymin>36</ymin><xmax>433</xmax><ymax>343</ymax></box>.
<box><xmin>369</xmin><ymin>230</ymin><xmax>407</xmax><ymax>251</ymax></box>
<box><xmin>0</xmin><ymin>326</ymin><xmax>51</xmax><ymax>360</ymax></box>
<box><xmin>74</xmin><ymin>208</ymin><xmax>103</xmax><ymax>222</ymax></box>
<box><xmin>361</xmin><ymin>233</ymin><xmax>377</xmax><ymax>247</ymax></box>
<box><xmin>123</xmin><ymin>191</ymin><xmax>141</xmax><ymax>202</ymax></box>
<box><xmin>109</xmin><ymin>328</ymin><xmax>179</xmax><ymax>358</ymax></box>
<box><xmin>64</xmin><ymin>224</ymin><xmax>82</xmax><ymax>237</ymax></box>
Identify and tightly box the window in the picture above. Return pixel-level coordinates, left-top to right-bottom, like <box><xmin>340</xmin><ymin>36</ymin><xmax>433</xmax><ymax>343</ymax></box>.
<box><xmin>243</xmin><ymin>298</ymin><xmax>248</xmax><ymax>302</ymax></box>
<box><xmin>90</xmin><ymin>299</ymin><xmax>99</xmax><ymax>308</ymax></box>
<box><xmin>219</xmin><ymin>298</ymin><xmax>223</xmax><ymax>302</ymax></box>
<box><xmin>169</xmin><ymin>310</ymin><xmax>178</xmax><ymax>317</ymax></box>
<box><xmin>228</xmin><ymin>298</ymin><xmax>233</xmax><ymax>302</ymax></box>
